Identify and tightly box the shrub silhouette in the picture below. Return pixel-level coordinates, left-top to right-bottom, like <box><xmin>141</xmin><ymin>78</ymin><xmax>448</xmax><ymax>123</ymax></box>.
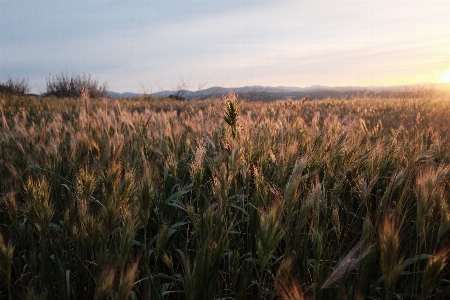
<box><xmin>45</xmin><ymin>72</ymin><xmax>107</xmax><ymax>98</ymax></box>
<box><xmin>0</xmin><ymin>78</ymin><xmax>30</xmax><ymax>96</ymax></box>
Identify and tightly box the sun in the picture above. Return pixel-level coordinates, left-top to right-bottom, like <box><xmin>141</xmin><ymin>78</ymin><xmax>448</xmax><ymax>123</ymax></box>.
<box><xmin>439</xmin><ymin>70</ymin><xmax>450</xmax><ymax>83</ymax></box>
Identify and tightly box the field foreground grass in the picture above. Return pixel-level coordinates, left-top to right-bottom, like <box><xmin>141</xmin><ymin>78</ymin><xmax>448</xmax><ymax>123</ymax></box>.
<box><xmin>1</xmin><ymin>92</ymin><xmax>450</xmax><ymax>299</ymax></box>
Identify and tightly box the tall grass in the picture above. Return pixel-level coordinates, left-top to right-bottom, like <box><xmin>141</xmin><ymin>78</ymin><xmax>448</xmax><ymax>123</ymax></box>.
<box><xmin>0</xmin><ymin>91</ymin><xmax>449</xmax><ymax>299</ymax></box>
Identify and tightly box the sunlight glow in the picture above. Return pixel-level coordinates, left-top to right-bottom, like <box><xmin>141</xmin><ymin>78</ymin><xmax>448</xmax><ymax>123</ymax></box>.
<box><xmin>439</xmin><ymin>70</ymin><xmax>450</xmax><ymax>83</ymax></box>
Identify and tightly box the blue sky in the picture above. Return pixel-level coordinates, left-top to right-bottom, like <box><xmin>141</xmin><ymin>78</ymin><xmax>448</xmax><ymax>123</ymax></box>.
<box><xmin>1</xmin><ymin>1</ymin><xmax>449</xmax><ymax>93</ymax></box>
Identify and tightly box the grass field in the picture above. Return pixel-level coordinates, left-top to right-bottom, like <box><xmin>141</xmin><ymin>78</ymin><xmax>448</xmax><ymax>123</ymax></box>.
<box><xmin>1</xmin><ymin>91</ymin><xmax>450</xmax><ymax>299</ymax></box>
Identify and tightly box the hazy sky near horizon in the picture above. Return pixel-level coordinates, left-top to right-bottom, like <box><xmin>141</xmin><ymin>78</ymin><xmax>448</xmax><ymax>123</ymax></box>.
<box><xmin>1</xmin><ymin>0</ymin><xmax>450</xmax><ymax>93</ymax></box>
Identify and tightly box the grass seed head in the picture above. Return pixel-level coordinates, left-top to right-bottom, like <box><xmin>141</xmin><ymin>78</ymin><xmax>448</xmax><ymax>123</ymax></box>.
<box><xmin>117</xmin><ymin>260</ymin><xmax>139</xmax><ymax>300</ymax></box>
<box><xmin>3</xmin><ymin>191</ymin><xmax>18</xmax><ymax>226</ymax></box>
<box><xmin>422</xmin><ymin>248</ymin><xmax>449</xmax><ymax>298</ymax></box>
<box><xmin>23</xmin><ymin>177</ymin><xmax>54</xmax><ymax>238</ymax></box>
<box><xmin>94</xmin><ymin>268</ymin><xmax>115</xmax><ymax>300</ymax></box>
<box><xmin>276</xmin><ymin>257</ymin><xmax>305</xmax><ymax>300</ymax></box>
<box><xmin>0</xmin><ymin>233</ymin><xmax>14</xmax><ymax>283</ymax></box>
<box><xmin>223</xmin><ymin>92</ymin><xmax>240</xmax><ymax>139</ymax></box>
<box><xmin>321</xmin><ymin>241</ymin><xmax>373</xmax><ymax>289</ymax></box>
<box><xmin>379</xmin><ymin>215</ymin><xmax>404</xmax><ymax>293</ymax></box>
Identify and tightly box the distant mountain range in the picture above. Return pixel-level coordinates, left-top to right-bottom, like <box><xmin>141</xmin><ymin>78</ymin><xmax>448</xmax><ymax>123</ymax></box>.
<box><xmin>107</xmin><ymin>84</ymin><xmax>445</xmax><ymax>101</ymax></box>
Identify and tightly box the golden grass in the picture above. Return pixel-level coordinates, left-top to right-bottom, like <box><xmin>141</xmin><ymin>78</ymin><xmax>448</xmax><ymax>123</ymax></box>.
<box><xmin>0</xmin><ymin>91</ymin><xmax>449</xmax><ymax>298</ymax></box>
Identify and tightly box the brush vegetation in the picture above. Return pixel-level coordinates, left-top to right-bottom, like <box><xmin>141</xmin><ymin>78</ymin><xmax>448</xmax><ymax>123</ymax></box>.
<box><xmin>0</xmin><ymin>78</ymin><xmax>30</xmax><ymax>96</ymax></box>
<box><xmin>0</xmin><ymin>90</ymin><xmax>450</xmax><ymax>299</ymax></box>
<box><xmin>45</xmin><ymin>72</ymin><xmax>108</xmax><ymax>99</ymax></box>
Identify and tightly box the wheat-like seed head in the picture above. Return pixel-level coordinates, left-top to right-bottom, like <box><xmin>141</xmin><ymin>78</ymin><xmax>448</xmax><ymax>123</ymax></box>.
<box><xmin>0</xmin><ymin>233</ymin><xmax>14</xmax><ymax>283</ymax></box>
<box><xmin>422</xmin><ymin>248</ymin><xmax>449</xmax><ymax>298</ymax></box>
<box><xmin>94</xmin><ymin>268</ymin><xmax>115</xmax><ymax>300</ymax></box>
<box><xmin>0</xmin><ymin>106</ymin><xmax>9</xmax><ymax>131</ymax></box>
<box><xmin>190</xmin><ymin>138</ymin><xmax>206</xmax><ymax>179</ymax></box>
<box><xmin>276</xmin><ymin>257</ymin><xmax>305</xmax><ymax>300</ymax></box>
<box><xmin>379</xmin><ymin>215</ymin><xmax>404</xmax><ymax>293</ymax></box>
<box><xmin>322</xmin><ymin>241</ymin><xmax>373</xmax><ymax>289</ymax></box>
<box><xmin>3</xmin><ymin>191</ymin><xmax>18</xmax><ymax>225</ymax></box>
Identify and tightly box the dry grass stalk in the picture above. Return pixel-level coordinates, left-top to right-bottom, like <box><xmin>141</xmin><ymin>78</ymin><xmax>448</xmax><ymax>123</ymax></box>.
<box><xmin>322</xmin><ymin>242</ymin><xmax>373</xmax><ymax>289</ymax></box>
<box><xmin>82</xmin><ymin>86</ymin><xmax>90</xmax><ymax>115</ymax></box>
<box><xmin>0</xmin><ymin>106</ymin><xmax>10</xmax><ymax>131</ymax></box>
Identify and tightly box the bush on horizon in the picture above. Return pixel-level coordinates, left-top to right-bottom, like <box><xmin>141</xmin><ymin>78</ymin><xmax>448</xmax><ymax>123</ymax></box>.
<box><xmin>0</xmin><ymin>78</ymin><xmax>30</xmax><ymax>96</ymax></box>
<box><xmin>45</xmin><ymin>72</ymin><xmax>108</xmax><ymax>98</ymax></box>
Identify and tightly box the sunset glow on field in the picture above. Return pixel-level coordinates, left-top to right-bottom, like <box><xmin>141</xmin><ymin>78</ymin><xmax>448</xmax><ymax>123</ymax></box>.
<box><xmin>2</xmin><ymin>1</ymin><xmax>450</xmax><ymax>298</ymax></box>
<box><xmin>439</xmin><ymin>70</ymin><xmax>450</xmax><ymax>83</ymax></box>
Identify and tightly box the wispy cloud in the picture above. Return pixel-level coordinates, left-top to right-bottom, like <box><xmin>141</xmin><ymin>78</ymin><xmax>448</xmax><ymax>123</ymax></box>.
<box><xmin>1</xmin><ymin>1</ymin><xmax>449</xmax><ymax>92</ymax></box>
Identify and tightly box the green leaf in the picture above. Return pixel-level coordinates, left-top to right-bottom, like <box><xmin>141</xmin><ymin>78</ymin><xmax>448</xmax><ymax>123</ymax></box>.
<box><xmin>165</xmin><ymin>189</ymin><xmax>191</xmax><ymax>204</ymax></box>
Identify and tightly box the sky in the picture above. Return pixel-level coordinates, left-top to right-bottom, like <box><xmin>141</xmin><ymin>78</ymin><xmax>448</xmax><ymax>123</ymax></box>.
<box><xmin>1</xmin><ymin>0</ymin><xmax>450</xmax><ymax>94</ymax></box>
